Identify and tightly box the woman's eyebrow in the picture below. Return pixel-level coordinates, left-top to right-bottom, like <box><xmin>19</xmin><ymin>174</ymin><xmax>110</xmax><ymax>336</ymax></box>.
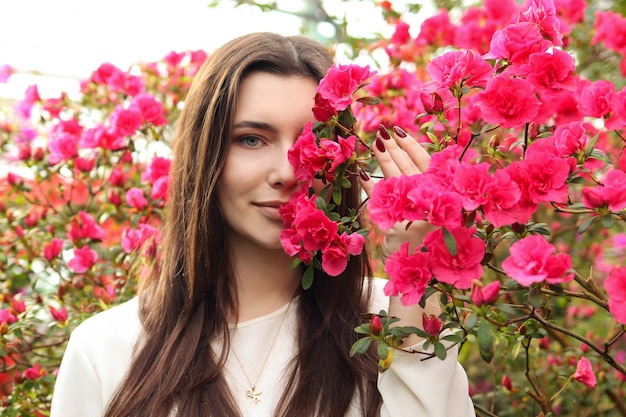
<box><xmin>233</xmin><ymin>120</ymin><xmax>278</xmax><ymax>133</ymax></box>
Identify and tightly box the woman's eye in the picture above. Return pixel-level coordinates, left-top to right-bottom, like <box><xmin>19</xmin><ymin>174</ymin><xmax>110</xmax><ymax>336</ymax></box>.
<box><xmin>239</xmin><ymin>135</ymin><xmax>262</xmax><ymax>148</ymax></box>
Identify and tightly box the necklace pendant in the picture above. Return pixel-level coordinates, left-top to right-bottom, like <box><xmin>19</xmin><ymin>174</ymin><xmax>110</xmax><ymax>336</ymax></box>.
<box><xmin>246</xmin><ymin>384</ymin><xmax>262</xmax><ymax>405</ymax></box>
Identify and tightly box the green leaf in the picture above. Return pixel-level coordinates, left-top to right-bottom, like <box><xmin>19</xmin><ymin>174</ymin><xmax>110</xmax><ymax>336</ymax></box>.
<box><xmin>434</xmin><ymin>342</ymin><xmax>448</xmax><ymax>360</ymax></box>
<box><xmin>377</xmin><ymin>341</ymin><xmax>389</xmax><ymax>360</ymax></box>
<box><xmin>332</xmin><ymin>187</ymin><xmax>342</xmax><ymax>206</ymax></box>
<box><xmin>477</xmin><ymin>320</ymin><xmax>494</xmax><ymax>363</ymax></box>
<box><xmin>464</xmin><ymin>313</ymin><xmax>479</xmax><ymax>331</ymax></box>
<box><xmin>350</xmin><ymin>337</ymin><xmax>373</xmax><ymax>357</ymax></box>
<box><xmin>301</xmin><ymin>265</ymin><xmax>315</xmax><ymax>290</ymax></box>
<box><xmin>442</xmin><ymin>227</ymin><xmax>458</xmax><ymax>256</ymax></box>
<box><xmin>356</xmin><ymin>96</ymin><xmax>381</xmax><ymax>105</ymax></box>
<box><xmin>577</xmin><ymin>216</ymin><xmax>596</xmax><ymax>234</ymax></box>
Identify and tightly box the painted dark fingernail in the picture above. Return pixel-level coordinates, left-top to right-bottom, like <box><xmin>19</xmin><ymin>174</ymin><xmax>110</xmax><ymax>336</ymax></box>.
<box><xmin>359</xmin><ymin>169</ymin><xmax>370</xmax><ymax>181</ymax></box>
<box><xmin>378</xmin><ymin>124</ymin><xmax>391</xmax><ymax>140</ymax></box>
<box><xmin>375</xmin><ymin>137</ymin><xmax>386</xmax><ymax>152</ymax></box>
<box><xmin>393</xmin><ymin>126</ymin><xmax>407</xmax><ymax>138</ymax></box>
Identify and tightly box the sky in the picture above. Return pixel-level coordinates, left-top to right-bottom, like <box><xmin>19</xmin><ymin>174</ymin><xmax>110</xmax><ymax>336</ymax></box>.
<box><xmin>0</xmin><ymin>0</ymin><xmax>432</xmax><ymax>100</ymax></box>
<box><xmin>0</xmin><ymin>0</ymin><xmax>304</xmax><ymax>99</ymax></box>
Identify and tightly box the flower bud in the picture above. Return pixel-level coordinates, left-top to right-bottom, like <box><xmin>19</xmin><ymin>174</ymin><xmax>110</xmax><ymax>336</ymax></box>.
<box><xmin>422</xmin><ymin>313</ymin><xmax>442</xmax><ymax>338</ymax></box>
<box><xmin>501</xmin><ymin>374</ymin><xmax>513</xmax><ymax>391</ymax></box>
<box><xmin>378</xmin><ymin>348</ymin><xmax>393</xmax><ymax>373</ymax></box>
<box><xmin>470</xmin><ymin>280</ymin><xmax>484</xmax><ymax>307</ymax></box>
<box><xmin>482</xmin><ymin>281</ymin><xmax>501</xmax><ymax>305</ymax></box>
<box><xmin>369</xmin><ymin>315</ymin><xmax>383</xmax><ymax>336</ymax></box>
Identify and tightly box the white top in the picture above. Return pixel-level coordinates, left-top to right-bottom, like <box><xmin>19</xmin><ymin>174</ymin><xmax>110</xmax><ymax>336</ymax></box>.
<box><xmin>50</xmin><ymin>279</ymin><xmax>475</xmax><ymax>417</ymax></box>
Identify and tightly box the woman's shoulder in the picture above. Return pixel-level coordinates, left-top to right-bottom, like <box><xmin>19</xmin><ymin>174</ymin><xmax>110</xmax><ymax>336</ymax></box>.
<box><xmin>69</xmin><ymin>296</ymin><xmax>143</xmax><ymax>348</ymax></box>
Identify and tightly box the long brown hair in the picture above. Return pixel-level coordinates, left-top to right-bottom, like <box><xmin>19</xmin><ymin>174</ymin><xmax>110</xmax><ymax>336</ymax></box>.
<box><xmin>104</xmin><ymin>32</ymin><xmax>380</xmax><ymax>417</ymax></box>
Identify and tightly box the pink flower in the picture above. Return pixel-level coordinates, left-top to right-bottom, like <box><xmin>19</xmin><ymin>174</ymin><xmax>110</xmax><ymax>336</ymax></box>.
<box><xmin>316</xmin><ymin>64</ymin><xmax>377</xmax><ymax>111</ymax></box>
<box><xmin>92</xmin><ymin>62</ymin><xmax>125</xmax><ymax>90</ymax></box>
<box><xmin>130</xmin><ymin>93</ymin><xmax>167</xmax><ymax>126</ymax></box>
<box><xmin>321</xmin><ymin>232</ymin><xmax>365</xmax><ymax>277</ymax></box>
<box><xmin>368</xmin><ymin>174</ymin><xmax>426</xmax><ymax>229</ymax></box>
<box><xmin>423</xmin><ymin>226</ymin><xmax>485</xmax><ymax>289</ymax></box>
<box><xmin>142</xmin><ymin>156</ymin><xmax>171</xmax><ymax>184</ymax></box>
<box><xmin>0</xmin><ymin>64</ymin><xmax>13</xmax><ymax>83</ymax></box>
<box><xmin>577</xmin><ymin>79</ymin><xmax>615</xmax><ymax>118</ymax></box>
<box><xmin>519</xmin><ymin>49</ymin><xmax>576</xmax><ymax>95</ymax></box>
<box><xmin>427</xmin><ymin>49</ymin><xmax>493</xmax><ymax>90</ymax></box>
<box><xmin>23</xmin><ymin>363</ymin><xmax>46</xmax><ymax>380</ymax></box>
<box><xmin>150</xmin><ymin>176</ymin><xmax>169</xmax><ymax>202</ymax></box>
<box><xmin>67</xmin><ymin>211</ymin><xmax>106</xmax><ymax>241</ymax></box>
<box><xmin>67</xmin><ymin>246</ymin><xmax>99</xmax><ymax>273</ymax></box>
<box><xmin>501</xmin><ymin>235</ymin><xmax>573</xmax><ymax>286</ymax></box>
<box><xmin>573</xmin><ymin>357</ymin><xmax>597</xmax><ymax>388</ymax></box>
<box><xmin>110</xmin><ymin>105</ymin><xmax>142</xmax><ymax>137</ymax></box>
<box><xmin>516</xmin><ymin>142</ymin><xmax>571</xmax><ymax>204</ymax></box>
<box><xmin>476</xmin><ymin>76</ymin><xmax>541</xmax><ymax>128</ymax></box>
<box><xmin>550</xmin><ymin>121</ymin><xmax>588</xmax><ymax>156</ymax></box>
<box><xmin>592</xmin><ymin>11</ymin><xmax>626</xmax><ymax>53</ymax></box>
<box><xmin>484</xmin><ymin>22</ymin><xmax>551</xmax><ymax>64</ymax></box>
<box><xmin>0</xmin><ymin>309</ymin><xmax>17</xmax><ymax>325</ymax></box>
<box><xmin>481</xmin><ymin>169</ymin><xmax>523</xmax><ymax>227</ymax></box>
<box><xmin>369</xmin><ymin>315</ymin><xmax>383</xmax><ymax>336</ymax></box>
<box><xmin>80</xmin><ymin>124</ymin><xmax>126</xmax><ymax>150</ymax></box>
<box><xmin>605</xmin><ymin>267</ymin><xmax>626</xmax><ymax>324</ymax></box>
<box><xmin>121</xmin><ymin>223</ymin><xmax>161</xmax><ymax>253</ymax></box>
<box><xmin>312</xmin><ymin>92</ymin><xmax>338</xmax><ymax>122</ymax></box>
<box><xmin>49</xmin><ymin>306</ymin><xmax>68</xmax><ymax>323</ymax></box>
<box><xmin>288</xmin><ymin>122</ymin><xmax>328</xmax><ymax>183</ymax></box>
<box><xmin>470</xmin><ymin>280</ymin><xmax>501</xmax><ymax>307</ymax></box>
<box><xmin>43</xmin><ymin>238</ymin><xmax>64</xmax><ymax>261</ymax></box>
<box><xmin>125</xmin><ymin>187</ymin><xmax>148</xmax><ymax>210</ymax></box>
<box><xmin>422</xmin><ymin>313</ymin><xmax>443</xmax><ymax>337</ymax></box>
<box><xmin>48</xmin><ymin>132</ymin><xmax>79</xmax><ymax>165</ymax></box>
<box><xmin>294</xmin><ymin>208</ymin><xmax>338</xmax><ymax>252</ymax></box>
<box><xmin>583</xmin><ymin>170</ymin><xmax>626</xmax><ymax>211</ymax></box>
<box><xmin>415</xmin><ymin>9</ymin><xmax>457</xmax><ymax>47</ymax></box>
<box><xmin>74</xmin><ymin>157</ymin><xmax>95</xmax><ymax>173</ymax></box>
<box><xmin>384</xmin><ymin>242</ymin><xmax>433</xmax><ymax>306</ymax></box>
<box><xmin>519</xmin><ymin>0</ymin><xmax>564</xmax><ymax>46</ymax></box>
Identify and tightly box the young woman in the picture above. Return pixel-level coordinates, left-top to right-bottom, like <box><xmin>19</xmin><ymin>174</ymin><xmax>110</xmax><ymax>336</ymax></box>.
<box><xmin>50</xmin><ymin>32</ymin><xmax>475</xmax><ymax>417</ymax></box>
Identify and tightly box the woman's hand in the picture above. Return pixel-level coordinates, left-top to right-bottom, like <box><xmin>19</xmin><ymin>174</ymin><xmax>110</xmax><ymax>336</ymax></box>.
<box><xmin>361</xmin><ymin>125</ymin><xmax>440</xmax><ymax>348</ymax></box>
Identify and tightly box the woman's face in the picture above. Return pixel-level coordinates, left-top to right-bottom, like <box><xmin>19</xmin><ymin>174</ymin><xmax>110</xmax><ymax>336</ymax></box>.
<box><xmin>218</xmin><ymin>72</ymin><xmax>318</xmax><ymax>252</ymax></box>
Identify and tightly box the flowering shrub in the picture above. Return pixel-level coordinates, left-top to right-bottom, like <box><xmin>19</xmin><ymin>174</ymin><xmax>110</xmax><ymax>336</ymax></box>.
<box><xmin>1</xmin><ymin>0</ymin><xmax>626</xmax><ymax>416</ymax></box>
<box><xmin>0</xmin><ymin>50</ymin><xmax>206</xmax><ymax>415</ymax></box>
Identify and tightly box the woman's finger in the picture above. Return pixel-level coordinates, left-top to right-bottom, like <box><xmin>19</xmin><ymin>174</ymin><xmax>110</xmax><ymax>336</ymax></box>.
<box><xmin>373</xmin><ymin>125</ymin><xmax>431</xmax><ymax>179</ymax></box>
<box><xmin>391</xmin><ymin>126</ymin><xmax>431</xmax><ymax>173</ymax></box>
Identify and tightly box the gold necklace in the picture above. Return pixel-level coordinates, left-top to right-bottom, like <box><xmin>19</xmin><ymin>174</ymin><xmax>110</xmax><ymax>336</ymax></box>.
<box><xmin>230</xmin><ymin>300</ymin><xmax>293</xmax><ymax>405</ymax></box>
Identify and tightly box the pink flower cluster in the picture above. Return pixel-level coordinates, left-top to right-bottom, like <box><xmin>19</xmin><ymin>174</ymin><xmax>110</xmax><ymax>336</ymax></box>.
<box><xmin>280</xmin><ymin>190</ymin><xmax>364</xmax><ymax>277</ymax></box>
<box><xmin>279</xmin><ymin>64</ymin><xmax>378</xmax><ymax>279</ymax></box>
<box><xmin>605</xmin><ymin>267</ymin><xmax>626</xmax><ymax>324</ymax></box>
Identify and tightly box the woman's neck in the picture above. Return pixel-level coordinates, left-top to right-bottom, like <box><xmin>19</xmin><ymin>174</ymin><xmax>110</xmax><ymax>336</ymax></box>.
<box><xmin>229</xmin><ymin>239</ymin><xmax>301</xmax><ymax>323</ymax></box>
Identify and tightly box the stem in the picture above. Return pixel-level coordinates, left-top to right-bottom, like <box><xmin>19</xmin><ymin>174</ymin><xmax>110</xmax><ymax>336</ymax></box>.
<box><xmin>550</xmin><ymin>202</ymin><xmax>594</xmax><ymax>214</ymax></box>
<box><xmin>549</xmin><ymin>376</ymin><xmax>572</xmax><ymax>402</ymax></box>
<box><xmin>606</xmin><ymin>389</ymin><xmax>626</xmax><ymax>417</ymax></box>
<box><xmin>523</xmin><ymin>338</ymin><xmax>551</xmax><ymax>413</ymax></box>
<box><xmin>473</xmin><ymin>403</ymin><xmax>500</xmax><ymax>417</ymax></box>
<box><xmin>539</xmin><ymin>287</ymin><xmax>608</xmax><ymax>311</ymax></box>
<box><xmin>530</xmin><ymin>310</ymin><xmax>626</xmax><ymax>375</ymax></box>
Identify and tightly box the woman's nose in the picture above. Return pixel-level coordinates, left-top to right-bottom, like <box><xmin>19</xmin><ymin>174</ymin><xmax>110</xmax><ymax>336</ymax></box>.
<box><xmin>269</xmin><ymin>143</ymin><xmax>299</xmax><ymax>190</ymax></box>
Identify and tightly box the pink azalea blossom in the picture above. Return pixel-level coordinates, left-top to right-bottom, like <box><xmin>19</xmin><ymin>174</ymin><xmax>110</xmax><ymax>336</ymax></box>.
<box><xmin>427</xmin><ymin>49</ymin><xmax>493</xmax><ymax>90</ymax></box>
<box><xmin>48</xmin><ymin>132</ymin><xmax>79</xmax><ymax>165</ymax></box>
<box><xmin>592</xmin><ymin>11</ymin><xmax>626</xmax><ymax>53</ymax></box>
<box><xmin>518</xmin><ymin>0</ymin><xmax>564</xmax><ymax>46</ymax></box>
<box><xmin>43</xmin><ymin>238</ymin><xmax>64</xmax><ymax>261</ymax></box>
<box><xmin>415</xmin><ymin>9</ymin><xmax>457</xmax><ymax>47</ymax></box>
<box><xmin>67</xmin><ymin>246</ymin><xmax>99</xmax><ymax>273</ymax></box>
<box><xmin>0</xmin><ymin>308</ymin><xmax>17</xmax><ymax>325</ymax></box>
<box><xmin>423</xmin><ymin>226</ymin><xmax>485</xmax><ymax>289</ymax></box>
<box><xmin>91</xmin><ymin>62</ymin><xmax>126</xmax><ymax>91</ymax></box>
<box><xmin>484</xmin><ymin>22</ymin><xmax>551</xmax><ymax>65</ymax></box>
<box><xmin>150</xmin><ymin>176</ymin><xmax>169</xmax><ymax>202</ymax></box>
<box><xmin>501</xmin><ymin>235</ymin><xmax>573</xmax><ymax>286</ymax></box>
<box><xmin>470</xmin><ymin>280</ymin><xmax>501</xmax><ymax>307</ymax></box>
<box><xmin>476</xmin><ymin>75</ymin><xmax>541</xmax><ymax>128</ymax></box>
<box><xmin>67</xmin><ymin>211</ymin><xmax>106</xmax><ymax>241</ymax></box>
<box><xmin>549</xmin><ymin>121</ymin><xmax>588</xmax><ymax>156</ymax></box>
<box><xmin>23</xmin><ymin>363</ymin><xmax>46</xmax><ymax>380</ymax></box>
<box><xmin>604</xmin><ymin>267</ymin><xmax>626</xmax><ymax>324</ymax></box>
<box><xmin>577</xmin><ymin>79</ymin><xmax>615</xmax><ymax>119</ymax></box>
<box><xmin>316</xmin><ymin>64</ymin><xmax>377</xmax><ymax>111</ymax></box>
<box><xmin>368</xmin><ymin>174</ymin><xmax>424</xmax><ymax>230</ymax></box>
<box><xmin>582</xmin><ymin>170</ymin><xmax>626</xmax><ymax>211</ymax></box>
<box><xmin>130</xmin><ymin>93</ymin><xmax>167</xmax><ymax>126</ymax></box>
<box><xmin>121</xmin><ymin>223</ymin><xmax>161</xmax><ymax>253</ymax></box>
<box><xmin>49</xmin><ymin>306</ymin><xmax>68</xmax><ymax>323</ymax></box>
<box><xmin>573</xmin><ymin>357</ymin><xmax>597</xmax><ymax>388</ymax></box>
<box><xmin>80</xmin><ymin>124</ymin><xmax>126</xmax><ymax>151</ymax></box>
<box><xmin>110</xmin><ymin>105</ymin><xmax>142</xmax><ymax>137</ymax></box>
<box><xmin>519</xmin><ymin>49</ymin><xmax>576</xmax><ymax>96</ymax></box>
<box><xmin>142</xmin><ymin>156</ymin><xmax>171</xmax><ymax>184</ymax></box>
<box><xmin>125</xmin><ymin>187</ymin><xmax>148</xmax><ymax>210</ymax></box>
<box><xmin>0</xmin><ymin>64</ymin><xmax>13</xmax><ymax>83</ymax></box>
<box><xmin>321</xmin><ymin>232</ymin><xmax>365</xmax><ymax>277</ymax></box>
<box><xmin>383</xmin><ymin>242</ymin><xmax>433</xmax><ymax>306</ymax></box>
